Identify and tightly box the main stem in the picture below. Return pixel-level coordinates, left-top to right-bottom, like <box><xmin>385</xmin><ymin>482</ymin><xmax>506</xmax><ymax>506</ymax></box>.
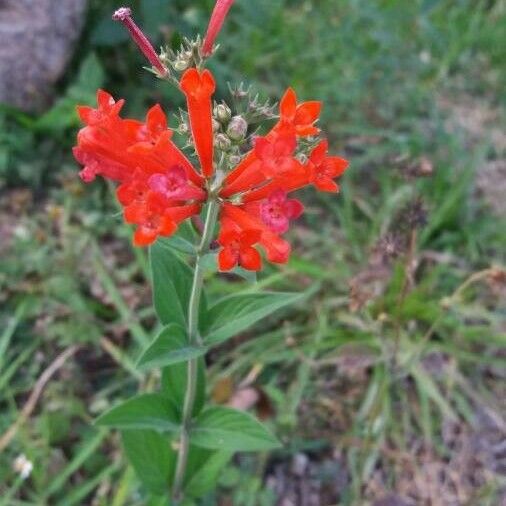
<box><xmin>172</xmin><ymin>198</ymin><xmax>219</xmax><ymax>503</ymax></box>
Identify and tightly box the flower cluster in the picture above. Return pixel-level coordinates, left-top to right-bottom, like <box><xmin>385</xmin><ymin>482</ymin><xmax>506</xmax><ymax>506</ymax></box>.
<box><xmin>74</xmin><ymin>7</ymin><xmax>348</xmax><ymax>272</ymax></box>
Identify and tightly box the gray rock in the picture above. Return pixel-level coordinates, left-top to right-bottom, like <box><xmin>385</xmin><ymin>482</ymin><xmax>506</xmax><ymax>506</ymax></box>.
<box><xmin>0</xmin><ymin>0</ymin><xmax>87</xmax><ymax>112</ymax></box>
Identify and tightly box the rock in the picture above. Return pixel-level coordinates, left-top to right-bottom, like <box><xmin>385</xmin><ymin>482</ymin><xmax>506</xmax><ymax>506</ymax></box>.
<box><xmin>0</xmin><ymin>0</ymin><xmax>87</xmax><ymax>112</ymax></box>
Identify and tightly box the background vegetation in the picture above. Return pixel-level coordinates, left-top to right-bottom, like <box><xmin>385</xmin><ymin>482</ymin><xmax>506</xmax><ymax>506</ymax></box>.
<box><xmin>1</xmin><ymin>0</ymin><xmax>505</xmax><ymax>504</ymax></box>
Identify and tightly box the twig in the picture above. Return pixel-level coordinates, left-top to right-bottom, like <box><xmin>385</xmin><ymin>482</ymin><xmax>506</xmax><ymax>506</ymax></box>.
<box><xmin>0</xmin><ymin>345</ymin><xmax>80</xmax><ymax>453</ymax></box>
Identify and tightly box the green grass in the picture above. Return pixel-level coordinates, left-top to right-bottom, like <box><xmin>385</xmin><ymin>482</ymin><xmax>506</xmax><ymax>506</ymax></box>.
<box><xmin>1</xmin><ymin>0</ymin><xmax>505</xmax><ymax>504</ymax></box>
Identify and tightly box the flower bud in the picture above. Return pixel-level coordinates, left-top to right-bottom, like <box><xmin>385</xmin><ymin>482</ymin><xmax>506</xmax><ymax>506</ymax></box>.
<box><xmin>212</xmin><ymin>119</ymin><xmax>221</xmax><ymax>133</ymax></box>
<box><xmin>173</xmin><ymin>58</ymin><xmax>190</xmax><ymax>72</ymax></box>
<box><xmin>215</xmin><ymin>133</ymin><xmax>232</xmax><ymax>151</ymax></box>
<box><xmin>227</xmin><ymin>115</ymin><xmax>248</xmax><ymax>141</ymax></box>
<box><xmin>228</xmin><ymin>154</ymin><xmax>241</xmax><ymax>165</ymax></box>
<box><xmin>178</xmin><ymin>121</ymin><xmax>189</xmax><ymax>134</ymax></box>
<box><xmin>214</xmin><ymin>103</ymin><xmax>232</xmax><ymax>123</ymax></box>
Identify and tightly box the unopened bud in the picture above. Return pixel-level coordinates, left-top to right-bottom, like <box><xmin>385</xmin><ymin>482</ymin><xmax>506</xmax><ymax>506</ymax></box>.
<box><xmin>214</xmin><ymin>103</ymin><xmax>232</xmax><ymax>123</ymax></box>
<box><xmin>228</xmin><ymin>154</ymin><xmax>241</xmax><ymax>166</ymax></box>
<box><xmin>112</xmin><ymin>7</ymin><xmax>168</xmax><ymax>76</ymax></box>
<box><xmin>173</xmin><ymin>58</ymin><xmax>190</xmax><ymax>72</ymax></box>
<box><xmin>227</xmin><ymin>115</ymin><xmax>248</xmax><ymax>141</ymax></box>
<box><xmin>178</xmin><ymin>122</ymin><xmax>189</xmax><ymax>134</ymax></box>
<box><xmin>212</xmin><ymin>119</ymin><xmax>221</xmax><ymax>133</ymax></box>
<box><xmin>215</xmin><ymin>134</ymin><xmax>232</xmax><ymax>151</ymax></box>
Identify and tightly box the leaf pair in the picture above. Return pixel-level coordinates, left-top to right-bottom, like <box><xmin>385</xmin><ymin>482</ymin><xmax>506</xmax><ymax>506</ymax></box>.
<box><xmin>150</xmin><ymin>241</ymin><xmax>305</xmax><ymax>349</ymax></box>
<box><xmin>121</xmin><ymin>429</ymin><xmax>232</xmax><ymax>497</ymax></box>
<box><xmin>96</xmin><ymin>397</ymin><xmax>280</xmax><ymax>452</ymax></box>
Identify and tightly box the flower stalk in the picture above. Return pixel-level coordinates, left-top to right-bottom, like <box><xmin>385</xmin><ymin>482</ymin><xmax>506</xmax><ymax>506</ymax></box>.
<box><xmin>172</xmin><ymin>199</ymin><xmax>220</xmax><ymax>502</ymax></box>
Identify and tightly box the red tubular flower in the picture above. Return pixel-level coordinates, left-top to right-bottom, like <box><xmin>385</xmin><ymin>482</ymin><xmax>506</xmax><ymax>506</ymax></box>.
<box><xmin>74</xmin><ymin>90</ymin><xmax>206</xmax><ymax>246</ymax></box>
<box><xmin>75</xmin><ymin>70</ymin><xmax>348</xmax><ymax>259</ymax></box>
<box><xmin>180</xmin><ymin>69</ymin><xmax>216</xmax><ymax>178</ymax></box>
<box><xmin>222</xmin><ymin>87</ymin><xmax>321</xmax><ymax>198</ymax></box>
<box><xmin>276</xmin><ymin>88</ymin><xmax>322</xmax><ymax>137</ymax></box>
<box><xmin>222</xmin><ymin>203</ymin><xmax>291</xmax><ymax>264</ymax></box>
<box><xmin>306</xmin><ymin>140</ymin><xmax>349</xmax><ymax>192</ymax></box>
<box><xmin>217</xmin><ymin>227</ymin><xmax>262</xmax><ymax>271</ymax></box>
<box><xmin>129</xmin><ymin>130</ymin><xmax>204</xmax><ymax>187</ymax></box>
<box><xmin>219</xmin><ymin>133</ymin><xmax>299</xmax><ymax>197</ymax></box>
<box><xmin>202</xmin><ymin>0</ymin><xmax>235</xmax><ymax>57</ymax></box>
<box><xmin>253</xmin><ymin>189</ymin><xmax>304</xmax><ymax>234</ymax></box>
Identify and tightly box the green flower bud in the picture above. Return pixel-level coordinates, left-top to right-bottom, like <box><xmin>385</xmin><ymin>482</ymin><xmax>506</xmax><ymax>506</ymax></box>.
<box><xmin>215</xmin><ymin>134</ymin><xmax>232</xmax><ymax>151</ymax></box>
<box><xmin>173</xmin><ymin>58</ymin><xmax>190</xmax><ymax>72</ymax></box>
<box><xmin>227</xmin><ymin>115</ymin><xmax>248</xmax><ymax>141</ymax></box>
<box><xmin>228</xmin><ymin>154</ymin><xmax>241</xmax><ymax>166</ymax></box>
<box><xmin>214</xmin><ymin>103</ymin><xmax>232</xmax><ymax>123</ymax></box>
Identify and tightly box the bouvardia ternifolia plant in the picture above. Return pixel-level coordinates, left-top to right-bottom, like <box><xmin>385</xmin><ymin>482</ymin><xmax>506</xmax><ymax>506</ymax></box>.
<box><xmin>74</xmin><ymin>1</ymin><xmax>349</xmax><ymax>503</ymax></box>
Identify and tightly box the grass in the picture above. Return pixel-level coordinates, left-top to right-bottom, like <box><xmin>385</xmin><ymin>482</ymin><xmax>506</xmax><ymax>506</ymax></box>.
<box><xmin>1</xmin><ymin>0</ymin><xmax>505</xmax><ymax>504</ymax></box>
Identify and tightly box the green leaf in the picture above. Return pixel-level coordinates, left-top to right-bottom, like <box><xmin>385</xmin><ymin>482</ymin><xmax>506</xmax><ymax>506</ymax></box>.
<box><xmin>136</xmin><ymin>324</ymin><xmax>206</xmax><ymax>371</ymax></box>
<box><xmin>158</xmin><ymin>221</ymin><xmax>197</xmax><ymax>255</ymax></box>
<box><xmin>162</xmin><ymin>358</ymin><xmax>206</xmax><ymax>419</ymax></box>
<box><xmin>184</xmin><ymin>447</ymin><xmax>233</xmax><ymax>498</ymax></box>
<box><xmin>35</xmin><ymin>54</ymin><xmax>104</xmax><ymax>131</ymax></box>
<box><xmin>122</xmin><ymin>429</ymin><xmax>176</xmax><ymax>495</ymax></box>
<box><xmin>190</xmin><ymin>407</ymin><xmax>281</xmax><ymax>452</ymax></box>
<box><xmin>150</xmin><ymin>241</ymin><xmax>193</xmax><ymax>328</ymax></box>
<box><xmin>202</xmin><ymin>292</ymin><xmax>304</xmax><ymax>345</ymax></box>
<box><xmin>95</xmin><ymin>394</ymin><xmax>179</xmax><ymax>432</ymax></box>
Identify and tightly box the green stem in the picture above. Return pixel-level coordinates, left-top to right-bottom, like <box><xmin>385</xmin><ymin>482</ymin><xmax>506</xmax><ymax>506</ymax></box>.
<box><xmin>172</xmin><ymin>199</ymin><xmax>219</xmax><ymax>503</ymax></box>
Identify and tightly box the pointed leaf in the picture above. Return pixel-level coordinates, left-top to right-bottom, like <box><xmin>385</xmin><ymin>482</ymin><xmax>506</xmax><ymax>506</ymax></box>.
<box><xmin>190</xmin><ymin>406</ymin><xmax>281</xmax><ymax>451</ymax></box>
<box><xmin>184</xmin><ymin>447</ymin><xmax>233</xmax><ymax>497</ymax></box>
<box><xmin>95</xmin><ymin>393</ymin><xmax>179</xmax><ymax>432</ymax></box>
<box><xmin>150</xmin><ymin>241</ymin><xmax>193</xmax><ymax>327</ymax></box>
<box><xmin>137</xmin><ymin>324</ymin><xmax>207</xmax><ymax>371</ymax></box>
<box><xmin>202</xmin><ymin>292</ymin><xmax>303</xmax><ymax>345</ymax></box>
<box><xmin>122</xmin><ymin>429</ymin><xmax>176</xmax><ymax>495</ymax></box>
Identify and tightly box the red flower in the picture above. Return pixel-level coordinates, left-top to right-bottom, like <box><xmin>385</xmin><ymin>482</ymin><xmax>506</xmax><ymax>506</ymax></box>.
<box><xmin>307</xmin><ymin>140</ymin><xmax>349</xmax><ymax>192</ymax></box>
<box><xmin>180</xmin><ymin>68</ymin><xmax>216</xmax><ymax>178</ymax></box>
<box><xmin>222</xmin><ymin>203</ymin><xmax>291</xmax><ymax>264</ymax></box>
<box><xmin>255</xmin><ymin>134</ymin><xmax>298</xmax><ymax>178</ymax></box>
<box><xmin>75</xmin><ymin>74</ymin><xmax>348</xmax><ymax>264</ymax></box>
<box><xmin>217</xmin><ymin>227</ymin><xmax>262</xmax><ymax>271</ymax></box>
<box><xmin>74</xmin><ymin>90</ymin><xmax>206</xmax><ymax>246</ymax></box>
<box><xmin>277</xmin><ymin>88</ymin><xmax>321</xmax><ymax>137</ymax></box>
<box><xmin>255</xmin><ymin>189</ymin><xmax>304</xmax><ymax>234</ymax></box>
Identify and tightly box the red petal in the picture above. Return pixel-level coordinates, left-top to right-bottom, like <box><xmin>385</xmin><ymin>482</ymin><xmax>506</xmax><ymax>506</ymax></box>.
<box><xmin>180</xmin><ymin>68</ymin><xmax>216</xmax><ymax>98</ymax></box>
<box><xmin>280</xmin><ymin>88</ymin><xmax>297</xmax><ymax>119</ymax></box>
<box><xmin>133</xmin><ymin>226</ymin><xmax>157</xmax><ymax>246</ymax></box>
<box><xmin>146</xmin><ymin>104</ymin><xmax>167</xmax><ymax>134</ymax></box>
<box><xmin>326</xmin><ymin>157</ymin><xmax>349</xmax><ymax>177</ymax></box>
<box><xmin>314</xmin><ymin>178</ymin><xmax>339</xmax><ymax>192</ymax></box>
<box><xmin>295</xmin><ymin>101</ymin><xmax>321</xmax><ymax>125</ymax></box>
<box><xmin>158</xmin><ymin>216</ymin><xmax>178</xmax><ymax>237</ymax></box>
<box><xmin>285</xmin><ymin>199</ymin><xmax>304</xmax><ymax>219</ymax></box>
<box><xmin>165</xmin><ymin>204</ymin><xmax>201</xmax><ymax>224</ymax></box>
<box><xmin>239</xmin><ymin>246</ymin><xmax>262</xmax><ymax>271</ymax></box>
<box><xmin>309</xmin><ymin>139</ymin><xmax>328</xmax><ymax>165</ymax></box>
<box><xmin>218</xmin><ymin>247</ymin><xmax>238</xmax><ymax>271</ymax></box>
<box><xmin>296</xmin><ymin>125</ymin><xmax>320</xmax><ymax>137</ymax></box>
<box><xmin>218</xmin><ymin>227</ymin><xmax>240</xmax><ymax>245</ymax></box>
<box><xmin>97</xmin><ymin>89</ymin><xmax>115</xmax><ymax>109</ymax></box>
<box><xmin>261</xmin><ymin>232</ymin><xmax>291</xmax><ymax>263</ymax></box>
<box><xmin>240</xmin><ymin>229</ymin><xmax>262</xmax><ymax>246</ymax></box>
